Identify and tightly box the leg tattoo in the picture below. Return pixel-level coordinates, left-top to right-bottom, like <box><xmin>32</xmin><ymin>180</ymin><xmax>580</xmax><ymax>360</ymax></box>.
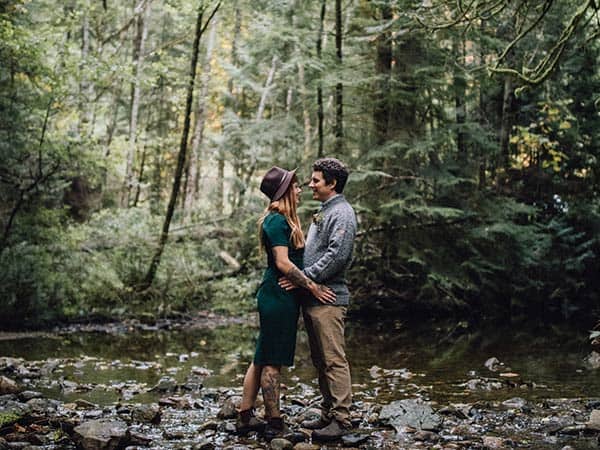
<box><xmin>261</xmin><ymin>367</ymin><xmax>281</xmax><ymax>418</ymax></box>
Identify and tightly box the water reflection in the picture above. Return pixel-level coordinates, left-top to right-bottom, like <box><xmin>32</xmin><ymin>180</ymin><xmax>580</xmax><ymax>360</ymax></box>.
<box><xmin>0</xmin><ymin>319</ymin><xmax>597</xmax><ymax>405</ymax></box>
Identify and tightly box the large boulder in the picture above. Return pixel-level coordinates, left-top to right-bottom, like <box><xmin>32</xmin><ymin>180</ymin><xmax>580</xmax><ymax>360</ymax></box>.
<box><xmin>72</xmin><ymin>419</ymin><xmax>128</xmax><ymax>450</ymax></box>
<box><xmin>379</xmin><ymin>399</ymin><xmax>442</xmax><ymax>432</ymax></box>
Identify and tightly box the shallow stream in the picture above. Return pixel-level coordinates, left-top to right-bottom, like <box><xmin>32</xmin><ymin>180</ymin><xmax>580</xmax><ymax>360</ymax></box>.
<box><xmin>1</xmin><ymin>318</ymin><xmax>597</xmax><ymax>406</ymax></box>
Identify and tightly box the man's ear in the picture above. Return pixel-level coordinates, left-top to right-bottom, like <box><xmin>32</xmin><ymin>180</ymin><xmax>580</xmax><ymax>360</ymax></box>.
<box><xmin>328</xmin><ymin>179</ymin><xmax>337</xmax><ymax>189</ymax></box>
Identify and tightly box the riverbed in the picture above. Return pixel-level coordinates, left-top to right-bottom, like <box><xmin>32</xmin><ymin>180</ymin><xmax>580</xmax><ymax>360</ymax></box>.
<box><xmin>1</xmin><ymin>316</ymin><xmax>599</xmax><ymax>449</ymax></box>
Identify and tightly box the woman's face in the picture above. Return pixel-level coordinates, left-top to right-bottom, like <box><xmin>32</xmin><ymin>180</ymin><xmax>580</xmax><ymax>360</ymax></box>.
<box><xmin>292</xmin><ymin>182</ymin><xmax>302</xmax><ymax>205</ymax></box>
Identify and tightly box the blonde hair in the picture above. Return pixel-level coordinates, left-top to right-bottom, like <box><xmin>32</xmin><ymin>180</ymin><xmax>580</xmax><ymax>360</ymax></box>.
<box><xmin>258</xmin><ymin>176</ymin><xmax>305</xmax><ymax>250</ymax></box>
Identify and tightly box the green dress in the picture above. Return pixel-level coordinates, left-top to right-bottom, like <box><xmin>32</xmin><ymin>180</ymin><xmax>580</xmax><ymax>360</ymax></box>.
<box><xmin>254</xmin><ymin>212</ymin><xmax>303</xmax><ymax>366</ymax></box>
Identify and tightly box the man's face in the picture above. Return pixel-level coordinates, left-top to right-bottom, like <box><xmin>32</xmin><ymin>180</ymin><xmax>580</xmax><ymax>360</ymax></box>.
<box><xmin>308</xmin><ymin>170</ymin><xmax>336</xmax><ymax>202</ymax></box>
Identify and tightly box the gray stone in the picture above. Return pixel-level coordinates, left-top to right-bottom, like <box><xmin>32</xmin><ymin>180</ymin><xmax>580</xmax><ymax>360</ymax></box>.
<box><xmin>413</xmin><ymin>430</ymin><xmax>439</xmax><ymax>442</ymax></box>
<box><xmin>73</xmin><ymin>419</ymin><xmax>128</xmax><ymax>450</ymax></box>
<box><xmin>502</xmin><ymin>397</ymin><xmax>528</xmax><ymax>409</ymax></box>
<box><xmin>193</xmin><ymin>440</ymin><xmax>215</xmax><ymax>450</ymax></box>
<box><xmin>379</xmin><ymin>398</ymin><xmax>442</xmax><ymax>432</ymax></box>
<box><xmin>131</xmin><ymin>404</ymin><xmax>161</xmax><ymax>424</ymax></box>
<box><xmin>25</xmin><ymin>398</ymin><xmax>59</xmax><ymax>414</ymax></box>
<box><xmin>587</xmin><ymin>409</ymin><xmax>600</xmax><ymax>431</ymax></box>
<box><xmin>0</xmin><ymin>401</ymin><xmax>31</xmax><ymax>426</ymax></box>
<box><xmin>17</xmin><ymin>391</ymin><xmax>42</xmax><ymax>402</ymax></box>
<box><xmin>482</xmin><ymin>436</ymin><xmax>505</xmax><ymax>448</ymax></box>
<box><xmin>127</xmin><ymin>431</ymin><xmax>152</xmax><ymax>446</ymax></box>
<box><xmin>484</xmin><ymin>357</ymin><xmax>501</xmax><ymax>372</ymax></box>
<box><xmin>149</xmin><ymin>376</ymin><xmax>178</xmax><ymax>392</ymax></box>
<box><xmin>341</xmin><ymin>433</ymin><xmax>370</xmax><ymax>445</ymax></box>
<box><xmin>270</xmin><ymin>438</ymin><xmax>293</xmax><ymax>450</ymax></box>
<box><xmin>584</xmin><ymin>351</ymin><xmax>600</xmax><ymax>370</ymax></box>
<box><xmin>293</xmin><ymin>444</ymin><xmax>320</xmax><ymax>450</ymax></box>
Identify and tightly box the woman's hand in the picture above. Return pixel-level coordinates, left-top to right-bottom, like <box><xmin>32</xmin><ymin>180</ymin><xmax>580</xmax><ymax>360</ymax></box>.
<box><xmin>309</xmin><ymin>283</ymin><xmax>336</xmax><ymax>304</ymax></box>
<box><xmin>278</xmin><ymin>276</ymin><xmax>336</xmax><ymax>304</ymax></box>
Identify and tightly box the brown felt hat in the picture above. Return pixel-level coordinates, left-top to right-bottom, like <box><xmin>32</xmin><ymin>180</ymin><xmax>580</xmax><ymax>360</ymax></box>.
<box><xmin>260</xmin><ymin>166</ymin><xmax>297</xmax><ymax>201</ymax></box>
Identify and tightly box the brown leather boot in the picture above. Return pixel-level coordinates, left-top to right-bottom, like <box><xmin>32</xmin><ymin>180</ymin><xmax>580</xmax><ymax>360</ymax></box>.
<box><xmin>235</xmin><ymin>408</ymin><xmax>266</xmax><ymax>435</ymax></box>
<box><xmin>300</xmin><ymin>416</ymin><xmax>331</xmax><ymax>430</ymax></box>
<box><xmin>264</xmin><ymin>417</ymin><xmax>293</xmax><ymax>441</ymax></box>
<box><xmin>311</xmin><ymin>419</ymin><xmax>348</xmax><ymax>442</ymax></box>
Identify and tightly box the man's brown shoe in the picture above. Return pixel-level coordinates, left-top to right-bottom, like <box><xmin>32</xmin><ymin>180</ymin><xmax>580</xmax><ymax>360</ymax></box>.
<box><xmin>300</xmin><ymin>417</ymin><xmax>330</xmax><ymax>430</ymax></box>
<box><xmin>311</xmin><ymin>419</ymin><xmax>348</xmax><ymax>442</ymax></box>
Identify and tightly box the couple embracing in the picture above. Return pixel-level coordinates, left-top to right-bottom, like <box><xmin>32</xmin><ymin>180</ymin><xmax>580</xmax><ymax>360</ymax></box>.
<box><xmin>236</xmin><ymin>157</ymin><xmax>357</xmax><ymax>442</ymax></box>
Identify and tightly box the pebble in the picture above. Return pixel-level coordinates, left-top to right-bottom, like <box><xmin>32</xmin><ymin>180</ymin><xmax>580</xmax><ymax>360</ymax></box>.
<box><xmin>270</xmin><ymin>438</ymin><xmax>293</xmax><ymax>450</ymax></box>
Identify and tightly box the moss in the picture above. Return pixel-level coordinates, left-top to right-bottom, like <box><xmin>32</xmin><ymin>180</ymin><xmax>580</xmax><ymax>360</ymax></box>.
<box><xmin>0</xmin><ymin>411</ymin><xmax>22</xmax><ymax>426</ymax></box>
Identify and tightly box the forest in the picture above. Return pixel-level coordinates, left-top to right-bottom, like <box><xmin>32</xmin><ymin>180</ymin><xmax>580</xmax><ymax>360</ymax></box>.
<box><xmin>1</xmin><ymin>0</ymin><xmax>599</xmax><ymax>329</ymax></box>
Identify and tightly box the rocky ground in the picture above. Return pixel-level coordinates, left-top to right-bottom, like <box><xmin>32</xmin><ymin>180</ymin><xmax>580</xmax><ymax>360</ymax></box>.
<box><xmin>1</xmin><ymin>353</ymin><xmax>600</xmax><ymax>450</ymax></box>
<box><xmin>1</xmin><ymin>318</ymin><xmax>600</xmax><ymax>449</ymax></box>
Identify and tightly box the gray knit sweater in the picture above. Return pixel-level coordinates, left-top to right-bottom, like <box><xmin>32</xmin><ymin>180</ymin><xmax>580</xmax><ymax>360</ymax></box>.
<box><xmin>302</xmin><ymin>194</ymin><xmax>357</xmax><ymax>306</ymax></box>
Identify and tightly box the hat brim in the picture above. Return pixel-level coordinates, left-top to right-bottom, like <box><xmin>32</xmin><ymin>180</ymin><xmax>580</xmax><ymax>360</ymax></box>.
<box><xmin>272</xmin><ymin>168</ymin><xmax>297</xmax><ymax>201</ymax></box>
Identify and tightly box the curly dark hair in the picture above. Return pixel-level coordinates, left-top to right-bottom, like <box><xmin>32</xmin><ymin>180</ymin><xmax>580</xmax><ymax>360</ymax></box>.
<box><xmin>313</xmin><ymin>157</ymin><xmax>349</xmax><ymax>193</ymax></box>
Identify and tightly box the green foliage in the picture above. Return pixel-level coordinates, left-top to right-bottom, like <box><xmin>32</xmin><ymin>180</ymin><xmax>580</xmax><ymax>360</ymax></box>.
<box><xmin>1</xmin><ymin>0</ymin><xmax>599</xmax><ymax>328</ymax></box>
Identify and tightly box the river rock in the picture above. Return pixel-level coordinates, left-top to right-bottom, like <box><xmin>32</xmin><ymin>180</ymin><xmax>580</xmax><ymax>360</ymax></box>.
<box><xmin>217</xmin><ymin>396</ymin><xmax>241</xmax><ymax>419</ymax></box>
<box><xmin>270</xmin><ymin>438</ymin><xmax>293</xmax><ymax>450</ymax></box>
<box><xmin>18</xmin><ymin>391</ymin><xmax>42</xmax><ymax>402</ymax></box>
<box><xmin>379</xmin><ymin>398</ymin><xmax>442</xmax><ymax>432</ymax></box>
<box><xmin>502</xmin><ymin>397</ymin><xmax>528</xmax><ymax>409</ymax></box>
<box><xmin>293</xmin><ymin>443</ymin><xmax>320</xmax><ymax>450</ymax></box>
<box><xmin>341</xmin><ymin>433</ymin><xmax>370</xmax><ymax>446</ymax></box>
<box><xmin>482</xmin><ymin>436</ymin><xmax>505</xmax><ymax>448</ymax></box>
<box><xmin>0</xmin><ymin>377</ymin><xmax>20</xmax><ymax>395</ymax></box>
<box><xmin>131</xmin><ymin>404</ymin><xmax>161</xmax><ymax>424</ymax></box>
<box><xmin>584</xmin><ymin>351</ymin><xmax>600</xmax><ymax>369</ymax></box>
<box><xmin>587</xmin><ymin>410</ymin><xmax>600</xmax><ymax>431</ymax></box>
<box><xmin>462</xmin><ymin>378</ymin><xmax>503</xmax><ymax>391</ymax></box>
<box><xmin>150</xmin><ymin>376</ymin><xmax>178</xmax><ymax>392</ymax></box>
<box><xmin>0</xmin><ymin>400</ymin><xmax>31</xmax><ymax>426</ymax></box>
<box><xmin>26</xmin><ymin>397</ymin><xmax>60</xmax><ymax>414</ymax></box>
<box><xmin>484</xmin><ymin>357</ymin><xmax>501</xmax><ymax>372</ymax></box>
<box><xmin>72</xmin><ymin>419</ymin><xmax>128</xmax><ymax>450</ymax></box>
<box><xmin>193</xmin><ymin>440</ymin><xmax>215</xmax><ymax>450</ymax></box>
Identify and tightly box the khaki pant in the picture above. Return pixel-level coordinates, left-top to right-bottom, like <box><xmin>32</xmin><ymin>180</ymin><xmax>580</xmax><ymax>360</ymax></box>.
<box><xmin>302</xmin><ymin>305</ymin><xmax>352</xmax><ymax>426</ymax></box>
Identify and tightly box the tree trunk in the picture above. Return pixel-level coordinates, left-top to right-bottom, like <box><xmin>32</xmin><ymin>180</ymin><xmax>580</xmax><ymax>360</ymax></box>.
<box><xmin>316</xmin><ymin>0</ymin><xmax>326</xmax><ymax>158</ymax></box>
<box><xmin>454</xmin><ymin>36</ymin><xmax>467</xmax><ymax>160</ymax></box>
<box><xmin>122</xmin><ymin>0</ymin><xmax>151</xmax><ymax>207</ymax></box>
<box><xmin>334</xmin><ymin>0</ymin><xmax>343</xmax><ymax>154</ymax></box>
<box><xmin>256</xmin><ymin>55</ymin><xmax>277</xmax><ymax>121</ymax></box>
<box><xmin>142</xmin><ymin>2</ymin><xmax>220</xmax><ymax>289</ymax></box>
<box><xmin>373</xmin><ymin>2</ymin><xmax>392</xmax><ymax>146</ymax></box>
<box><xmin>235</xmin><ymin>54</ymin><xmax>277</xmax><ymax>209</ymax></box>
<box><xmin>298</xmin><ymin>61</ymin><xmax>311</xmax><ymax>157</ymax></box>
<box><xmin>499</xmin><ymin>74</ymin><xmax>514</xmax><ymax>172</ymax></box>
<box><xmin>184</xmin><ymin>17</ymin><xmax>218</xmax><ymax>223</ymax></box>
<box><xmin>78</xmin><ymin>0</ymin><xmax>94</xmax><ymax>137</ymax></box>
<box><xmin>216</xmin><ymin>5</ymin><xmax>241</xmax><ymax>215</ymax></box>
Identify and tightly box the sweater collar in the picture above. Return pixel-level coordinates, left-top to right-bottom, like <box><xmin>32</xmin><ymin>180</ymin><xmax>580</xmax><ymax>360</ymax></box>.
<box><xmin>321</xmin><ymin>193</ymin><xmax>344</xmax><ymax>209</ymax></box>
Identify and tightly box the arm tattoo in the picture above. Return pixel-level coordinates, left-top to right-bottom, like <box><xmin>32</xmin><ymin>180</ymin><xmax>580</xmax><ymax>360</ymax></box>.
<box><xmin>285</xmin><ymin>266</ymin><xmax>316</xmax><ymax>291</ymax></box>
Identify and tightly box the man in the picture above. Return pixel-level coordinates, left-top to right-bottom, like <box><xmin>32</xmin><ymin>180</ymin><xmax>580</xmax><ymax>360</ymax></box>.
<box><xmin>281</xmin><ymin>157</ymin><xmax>357</xmax><ymax>441</ymax></box>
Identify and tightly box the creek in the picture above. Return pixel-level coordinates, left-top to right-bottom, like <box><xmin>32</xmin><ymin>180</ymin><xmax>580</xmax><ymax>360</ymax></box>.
<box><xmin>1</xmin><ymin>317</ymin><xmax>599</xmax><ymax>449</ymax></box>
<box><xmin>0</xmin><ymin>317</ymin><xmax>597</xmax><ymax>405</ymax></box>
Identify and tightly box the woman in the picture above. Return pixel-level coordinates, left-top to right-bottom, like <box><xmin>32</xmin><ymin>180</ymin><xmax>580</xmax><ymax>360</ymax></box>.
<box><xmin>236</xmin><ymin>166</ymin><xmax>336</xmax><ymax>439</ymax></box>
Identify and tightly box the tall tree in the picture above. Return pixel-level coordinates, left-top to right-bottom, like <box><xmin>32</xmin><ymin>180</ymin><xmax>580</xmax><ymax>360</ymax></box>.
<box><xmin>184</xmin><ymin>16</ymin><xmax>218</xmax><ymax>222</ymax></box>
<box><xmin>142</xmin><ymin>1</ymin><xmax>220</xmax><ymax>289</ymax></box>
<box><xmin>316</xmin><ymin>0</ymin><xmax>326</xmax><ymax>158</ymax></box>
<box><xmin>122</xmin><ymin>0</ymin><xmax>152</xmax><ymax>207</ymax></box>
<box><xmin>334</xmin><ymin>0</ymin><xmax>343</xmax><ymax>153</ymax></box>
